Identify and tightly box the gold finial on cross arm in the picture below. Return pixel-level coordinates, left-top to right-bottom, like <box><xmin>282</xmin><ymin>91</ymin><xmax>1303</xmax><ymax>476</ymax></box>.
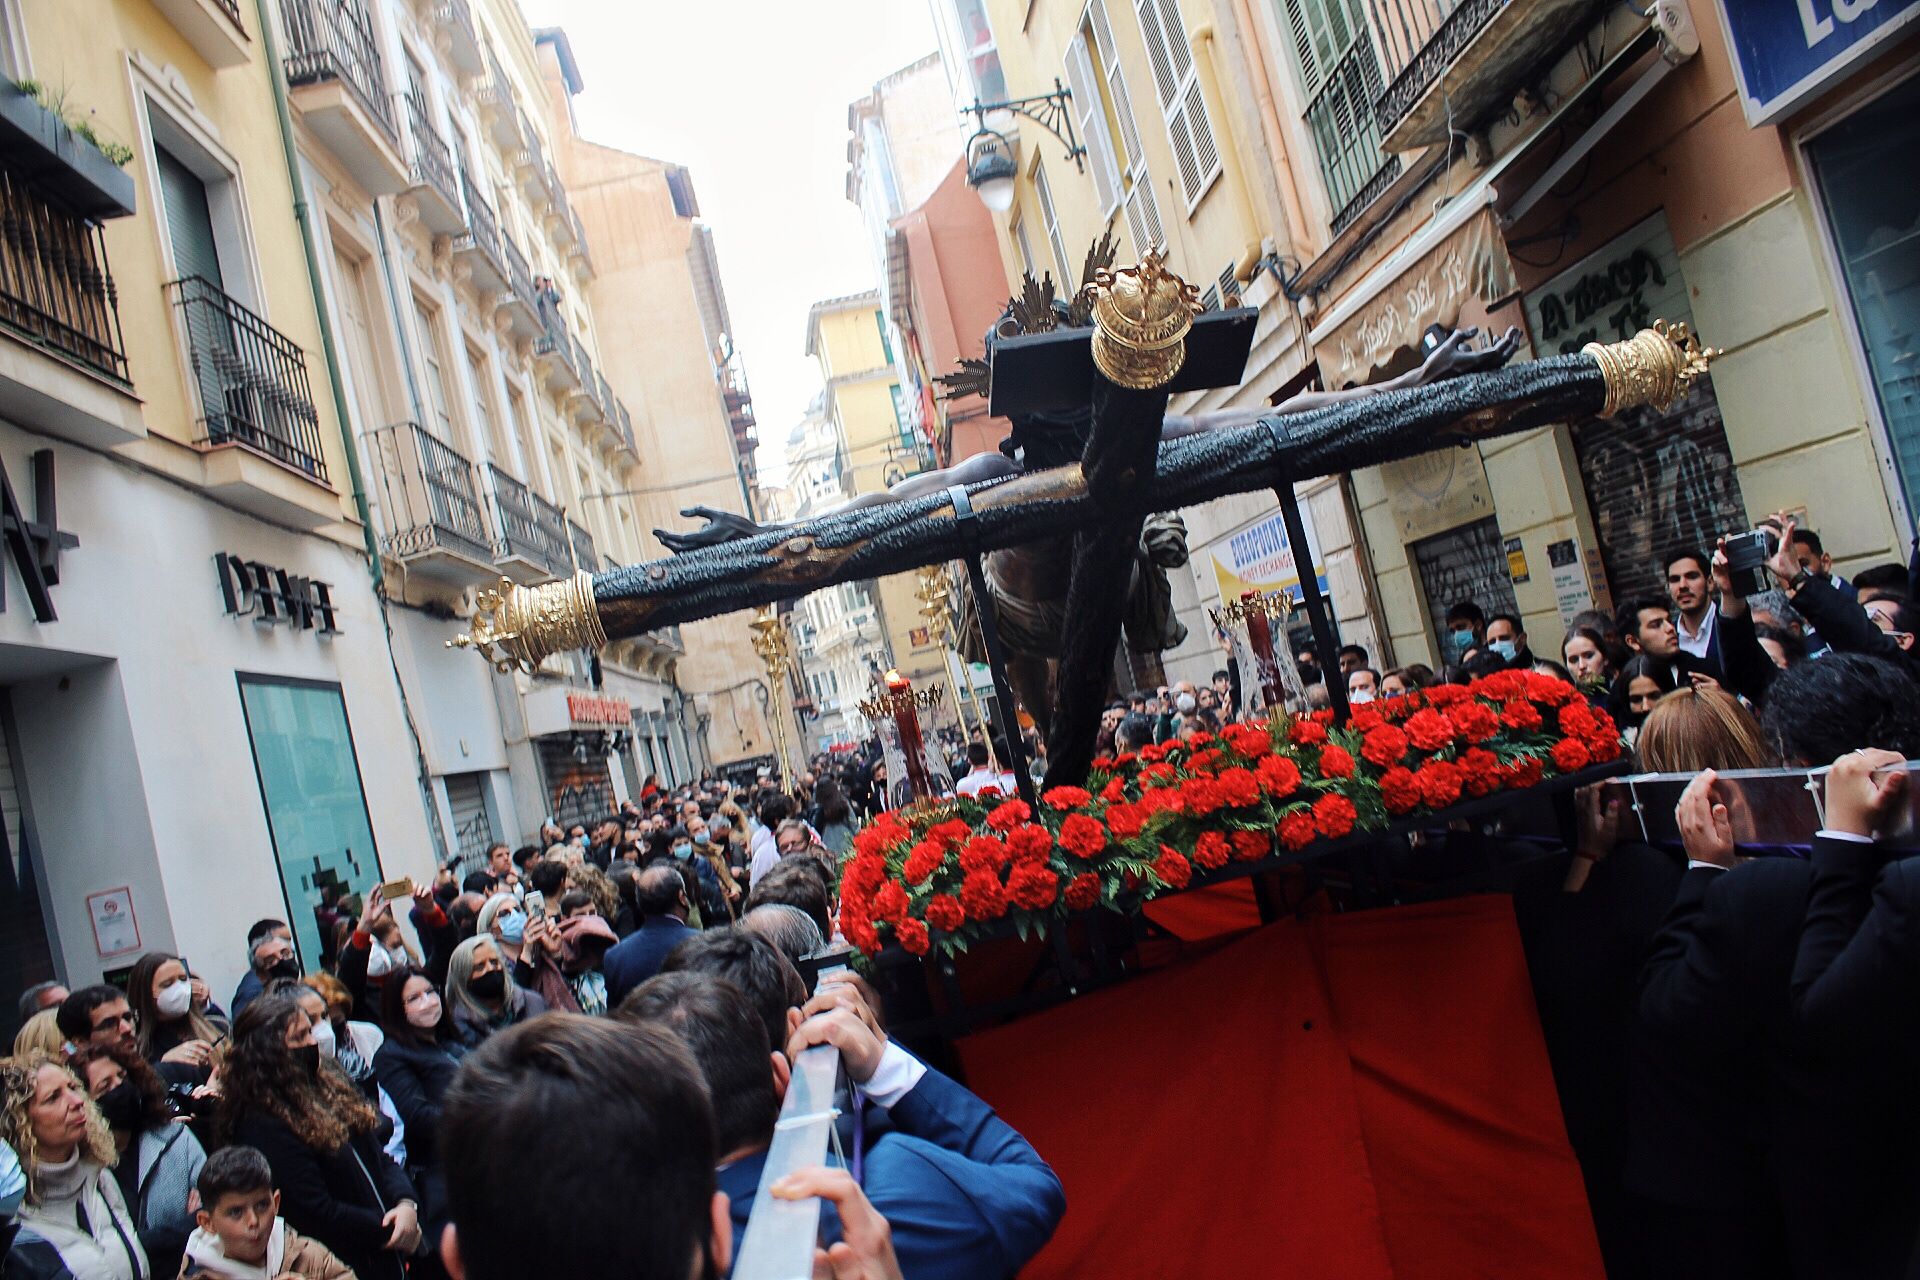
<box><xmin>1582</xmin><ymin>320</ymin><xmax>1721</xmax><ymax>417</ymax></box>
<box><xmin>446</xmin><ymin>572</ymin><xmax>607</xmax><ymax>673</ymax></box>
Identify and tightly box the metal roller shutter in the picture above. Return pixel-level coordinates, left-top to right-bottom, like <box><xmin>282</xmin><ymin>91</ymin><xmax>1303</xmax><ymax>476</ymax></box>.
<box><xmin>1412</xmin><ymin>517</ymin><xmax>1519</xmax><ymax>656</ymax></box>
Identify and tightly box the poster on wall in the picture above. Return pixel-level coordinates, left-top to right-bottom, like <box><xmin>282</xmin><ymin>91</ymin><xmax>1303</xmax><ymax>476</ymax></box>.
<box><xmin>1522</xmin><ymin>212</ymin><xmax>1695</xmax><ymax>358</ymax></box>
<box><xmin>86</xmin><ymin>887</ymin><xmax>141</xmax><ymax>959</ymax></box>
<box><xmin>1209</xmin><ymin>505</ymin><xmax>1330</xmax><ymax>608</ymax></box>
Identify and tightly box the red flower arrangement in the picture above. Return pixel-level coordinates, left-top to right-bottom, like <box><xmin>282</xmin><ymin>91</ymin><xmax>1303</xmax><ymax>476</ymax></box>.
<box><xmin>833</xmin><ymin>673</ymin><xmax>1622</xmax><ymax>959</ymax></box>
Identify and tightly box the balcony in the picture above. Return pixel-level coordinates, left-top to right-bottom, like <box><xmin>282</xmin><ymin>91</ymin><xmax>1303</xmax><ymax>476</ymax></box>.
<box><xmin>451</xmin><ymin>173</ymin><xmax>508</xmax><ymax>292</ymax></box>
<box><xmin>280</xmin><ymin>0</ymin><xmax>408</xmax><ymax>196</ymax></box>
<box><xmin>514</xmin><ymin>108</ymin><xmax>545</xmax><ymax>195</ymax></box>
<box><xmin>434</xmin><ymin>0</ymin><xmax>484</xmax><ymax>77</ymax></box>
<box><xmin>150</xmin><ymin>0</ymin><xmax>251</xmax><ymax>68</ymax></box>
<box><xmin>547</xmin><ymin>191</ymin><xmax>577</xmax><ymax>248</ymax></box>
<box><xmin>571</xmin><ymin>342</ymin><xmax>606</xmax><ymax>428</ymax></box>
<box><xmin>612</xmin><ymin>397</ymin><xmax>638</xmax><ymax>463</ymax></box>
<box><xmin>479</xmin><ymin>51</ymin><xmax>520</xmax><ymax>149</ymax></box>
<box><xmin>567</xmin><ymin>519</ymin><xmax>598</xmax><ymax>573</ymax></box>
<box><xmin>487</xmin><ymin>463</ymin><xmax>570</xmax><ymax>582</ymax></box>
<box><xmin>403</xmin><ymin>93</ymin><xmax>463</xmax><ymax>234</ymax></box>
<box><xmin>569</xmin><ymin>210</ymin><xmax>594</xmax><ymax>277</ymax></box>
<box><xmin>0</xmin><ymin>167</ymin><xmax>144</xmax><ymax>448</ymax></box>
<box><xmin>497</xmin><ymin>234</ymin><xmax>542</xmax><ymax>338</ymax></box>
<box><xmin>171</xmin><ymin>275</ymin><xmax>342</xmax><ymax>527</ymax></box>
<box><xmin>364</xmin><ymin>420</ymin><xmax>495</xmax><ymax>582</ymax></box>
<box><xmin>1305</xmin><ymin>33</ymin><xmax>1401</xmax><ymax>234</ymax></box>
<box><xmin>1372</xmin><ymin>0</ymin><xmax>1607</xmax><ymax>152</ymax></box>
<box><xmin>533</xmin><ymin>309</ymin><xmax>580</xmax><ymax>393</ymax></box>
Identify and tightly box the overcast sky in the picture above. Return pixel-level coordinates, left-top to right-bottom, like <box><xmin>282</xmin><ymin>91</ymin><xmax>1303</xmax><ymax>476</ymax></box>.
<box><xmin>519</xmin><ymin>0</ymin><xmax>941</xmax><ymax>483</ymax></box>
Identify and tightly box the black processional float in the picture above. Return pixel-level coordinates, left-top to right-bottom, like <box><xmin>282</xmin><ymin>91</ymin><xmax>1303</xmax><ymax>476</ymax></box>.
<box><xmin>450</xmin><ymin>250</ymin><xmax>1716</xmax><ymax>792</ymax></box>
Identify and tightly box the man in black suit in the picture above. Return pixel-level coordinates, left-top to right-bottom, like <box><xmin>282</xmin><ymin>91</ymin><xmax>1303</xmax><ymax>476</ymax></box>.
<box><xmin>601</xmin><ymin>865</ymin><xmax>697</xmax><ymax>1007</ymax></box>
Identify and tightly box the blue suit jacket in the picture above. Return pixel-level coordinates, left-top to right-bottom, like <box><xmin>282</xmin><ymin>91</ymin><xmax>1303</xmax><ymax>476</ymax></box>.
<box><xmin>602</xmin><ymin>915</ymin><xmax>696</xmax><ymax>1008</ymax></box>
<box><xmin>718</xmin><ymin>1061</ymin><xmax>1065</xmax><ymax>1280</ymax></box>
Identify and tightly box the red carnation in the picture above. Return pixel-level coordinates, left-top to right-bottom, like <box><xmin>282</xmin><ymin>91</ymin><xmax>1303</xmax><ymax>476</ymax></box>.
<box><xmin>1230</xmin><ymin>829</ymin><xmax>1270</xmax><ymax>862</ymax></box>
<box><xmin>1141</xmin><ymin>762</ymin><xmax>1179</xmax><ymax>784</ymax></box>
<box><xmin>1347</xmin><ymin>703</ymin><xmax>1385</xmax><ymax>733</ymax></box>
<box><xmin>872</xmin><ymin>881</ymin><xmax>909</xmax><ymax>923</ymax></box>
<box><xmin>1424</xmin><ymin>683</ymin><xmax>1469</xmax><ymax>708</ymax></box>
<box><xmin>1064</xmin><ymin>872</ymin><xmax>1101</xmax><ymax>911</ymax></box>
<box><xmin>928</xmin><ymin>819</ymin><xmax>971</xmax><ymax>848</ymax></box>
<box><xmin>959</xmin><ymin>835</ymin><xmax>1010</xmax><ymax>874</ymax></box>
<box><xmin>1059</xmin><ymin>813</ymin><xmax>1106</xmax><ymax>859</ymax></box>
<box><xmin>1526</xmin><ymin>671</ymin><xmax>1577</xmax><ymax>705</ymax></box>
<box><xmin>1506</xmin><ymin>756</ymin><xmax>1545</xmax><ymax>789</ymax></box>
<box><xmin>894</xmin><ymin>917</ymin><xmax>930</xmax><ymax>956</ymax></box>
<box><xmin>1379</xmin><ymin>767</ymin><xmax>1422</xmax><ymax>815</ymax></box>
<box><xmin>1551</xmin><ymin>736</ymin><xmax>1592</xmax><ymax>774</ymax></box>
<box><xmin>1008</xmin><ymin>863</ymin><xmax>1059</xmax><ymax>910</ymax></box>
<box><xmin>1105</xmin><ymin>801</ymin><xmax>1147</xmax><ymax>841</ymax></box>
<box><xmin>1406</xmin><ymin>707</ymin><xmax>1455</xmax><ymax>752</ymax></box>
<box><xmin>1153</xmin><ymin>845</ymin><xmax>1194</xmax><ymax>889</ymax></box>
<box><xmin>1278</xmin><ymin>810</ymin><xmax>1318</xmax><ymax>850</ymax></box>
<box><xmin>960</xmin><ymin>869</ymin><xmax>1007</xmax><ymax>921</ymax></box>
<box><xmin>843</xmin><ymin>854</ymin><xmax>887</xmax><ymax>898</ymax></box>
<box><xmin>1500</xmin><ymin>699</ymin><xmax>1543</xmax><ymax>732</ymax></box>
<box><xmin>843</xmin><ymin>915</ymin><xmax>881</xmax><ymax>956</ymax></box>
<box><xmin>923</xmin><ymin>893</ymin><xmax>964</xmax><ymax>932</ymax></box>
<box><xmin>1100</xmin><ymin>776</ymin><xmax>1127</xmax><ymax>803</ymax></box>
<box><xmin>1584</xmin><ymin>729</ymin><xmax>1623</xmax><ymax>764</ymax></box>
<box><xmin>902</xmin><ymin>840</ymin><xmax>945</xmax><ymax>885</ymax></box>
<box><xmin>1180</xmin><ymin>776</ymin><xmax>1225</xmax><ymax>818</ymax></box>
<box><xmin>1007</xmin><ymin>823</ymin><xmax>1054</xmax><ymax>863</ymax></box>
<box><xmin>1217</xmin><ymin>767</ymin><xmax>1260</xmax><ymax>808</ymax></box>
<box><xmin>1193</xmin><ymin>830</ymin><xmax>1229</xmax><ymax>869</ymax></box>
<box><xmin>1557</xmin><ymin>702</ymin><xmax>1598</xmax><ymax>738</ymax></box>
<box><xmin>984</xmin><ymin>799</ymin><xmax>1030</xmax><ymax>832</ymax></box>
<box><xmin>1221</xmin><ymin>722</ymin><xmax>1272</xmax><ymax>758</ymax></box>
<box><xmin>1138</xmin><ymin>743</ymin><xmax>1166</xmax><ymax>763</ymax></box>
<box><xmin>1290</xmin><ymin>718</ymin><xmax>1329</xmax><ymax>747</ymax></box>
<box><xmin>1458</xmin><ymin>747</ymin><xmax>1500</xmax><ymax>797</ymax></box>
<box><xmin>1449</xmin><ymin>701</ymin><xmax>1500</xmax><ymax>744</ymax></box>
<box><xmin>1313</xmin><ymin>793</ymin><xmax>1358</xmax><ymax>838</ymax></box>
<box><xmin>1362</xmin><ymin>724</ymin><xmax>1409</xmax><ymax>767</ymax></box>
<box><xmin>853</xmin><ymin>823</ymin><xmax>905</xmax><ymax>859</ymax></box>
<box><xmin>1416</xmin><ymin>759</ymin><xmax>1465</xmax><ymax>808</ymax></box>
<box><xmin>1042</xmin><ymin>785</ymin><xmax>1091</xmax><ymax>811</ymax></box>
<box><xmin>1189</xmin><ymin>730</ymin><xmax>1214</xmax><ymax>748</ymax></box>
<box><xmin>1256</xmin><ymin>754</ymin><xmax>1302</xmax><ymax>798</ymax></box>
<box><xmin>1140</xmin><ymin>786</ymin><xmax>1183</xmax><ymax>815</ymax></box>
<box><xmin>1318</xmin><ymin>744</ymin><xmax>1356</xmax><ymax>779</ymax></box>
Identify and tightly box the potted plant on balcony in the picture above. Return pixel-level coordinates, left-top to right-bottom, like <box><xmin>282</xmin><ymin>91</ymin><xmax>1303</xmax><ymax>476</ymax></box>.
<box><xmin>0</xmin><ymin>79</ymin><xmax>138</xmax><ymax>220</ymax></box>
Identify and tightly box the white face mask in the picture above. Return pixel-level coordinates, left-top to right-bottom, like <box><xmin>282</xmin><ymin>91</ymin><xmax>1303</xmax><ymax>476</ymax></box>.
<box><xmin>312</xmin><ymin>1019</ymin><xmax>337</xmax><ymax>1058</ymax></box>
<box><xmin>155</xmin><ymin>979</ymin><xmax>194</xmax><ymax>1019</ymax></box>
<box><xmin>368</xmin><ymin>943</ymin><xmax>401</xmax><ymax>978</ymax></box>
<box><xmin>1349</xmin><ymin>688</ymin><xmax>1375</xmax><ymax>704</ymax></box>
<box><xmin>405</xmin><ymin>992</ymin><xmax>442</xmax><ymax>1030</ymax></box>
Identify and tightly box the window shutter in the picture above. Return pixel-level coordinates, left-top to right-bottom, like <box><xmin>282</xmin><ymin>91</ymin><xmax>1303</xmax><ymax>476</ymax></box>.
<box><xmin>1063</xmin><ymin>32</ymin><xmax>1122</xmax><ymax>216</ymax></box>
<box><xmin>1281</xmin><ymin>0</ymin><xmax>1323</xmax><ymax>95</ymax></box>
<box><xmin>157</xmin><ymin>147</ymin><xmax>223</xmax><ymax>290</ymax></box>
<box><xmin>1134</xmin><ymin>0</ymin><xmax>1221</xmax><ymax>206</ymax></box>
<box><xmin>1124</xmin><ymin>176</ymin><xmax>1163</xmax><ymax>256</ymax></box>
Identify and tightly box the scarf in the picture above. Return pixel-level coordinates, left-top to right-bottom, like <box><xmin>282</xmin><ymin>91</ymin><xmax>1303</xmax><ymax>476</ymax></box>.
<box><xmin>181</xmin><ymin>1219</ymin><xmax>285</xmax><ymax>1280</ymax></box>
<box><xmin>17</xmin><ymin>1152</ymin><xmax>148</xmax><ymax>1280</ymax></box>
<box><xmin>528</xmin><ymin>913</ymin><xmax>617</xmax><ymax>1014</ymax></box>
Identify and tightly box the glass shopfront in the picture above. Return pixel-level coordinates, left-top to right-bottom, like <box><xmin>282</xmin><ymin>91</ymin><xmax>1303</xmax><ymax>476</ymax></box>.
<box><xmin>1805</xmin><ymin>72</ymin><xmax>1920</xmax><ymax>524</ymax></box>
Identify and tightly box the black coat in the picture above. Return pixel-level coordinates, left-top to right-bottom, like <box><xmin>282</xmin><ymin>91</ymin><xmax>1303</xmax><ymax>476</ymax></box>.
<box><xmin>1794</xmin><ymin>576</ymin><xmax>1920</xmax><ymax>680</ymax></box>
<box><xmin>229</xmin><ymin>1107</ymin><xmax>416</xmax><ymax>1280</ymax></box>
<box><xmin>371</xmin><ymin>1034</ymin><xmax>467</xmax><ymax>1171</ymax></box>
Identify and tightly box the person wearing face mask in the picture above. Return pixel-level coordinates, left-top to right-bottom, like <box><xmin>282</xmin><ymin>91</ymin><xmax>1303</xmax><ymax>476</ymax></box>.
<box><xmin>67</xmin><ymin>1042</ymin><xmax>206</xmax><ymax>1279</ymax></box>
<box><xmin>1443</xmin><ymin>601</ymin><xmax>1487</xmax><ymax>666</ymax></box>
<box><xmin>232</xmin><ymin>921</ymin><xmax>296</xmax><ymax>1020</ymax></box>
<box><xmin>372</xmin><ymin>968</ymin><xmax>467</xmax><ymax>1244</ymax></box>
<box><xmin>443</xmin><ymin>936</ymin><xmax>546</xmax><ymax>1048</ymax></box>
<box><xmin>1485</xmin><ymin>613</ymin><xmax>1535</xmax><ymax>669</ymax></box>
<box><xmin>686</xmin><ymin>816</ymin><xmax>744</xmax><ymax>921</ymax></box>
<box><xmin>2</xmin><ymin>1050</ymin><xmax>150</xmax><ymax>1280</ymax></box>
<box><xmin>1346</xmin><ymin>667</ymin><xmax>1381</xmax><ymax>704</ymax></box>
<box><xmin>295</xmin><ymin>975</ymin><xmax>383</xmax><ymax>1106</ymax></box>
<box><xmin>125</xmin><ymin>953</ymin><xmax>225</xmax><ymax>1081</ymax></box>
<box><xmin>217</xmin><ymin>993</ymin><xmax>420</xmax><ymax>1280</ymax></box>
<box><xmin>667</xmin><ymin>824</ymin><xmax>728</xmax><ymax>926</ymax></box>
<box><xmin>336</xmin><ymin>885</ymin><xmax>427</xmax><ymax>1024</ymax></box>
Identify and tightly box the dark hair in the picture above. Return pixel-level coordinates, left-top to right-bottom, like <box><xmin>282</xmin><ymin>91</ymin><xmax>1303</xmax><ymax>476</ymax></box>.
<box><xmin>1761</xmin><ymin>653</ymin><xmax>1920</xmax><ymax>764</ymax></box>
<box><xmin>1882</xmin><ymin>598</ymin><xmax>1920</xmax><ymax>637</ymax></box>
<box><xmin>529</xmin><ymin>860</ymin><xmax>569</xmax><ymax>898</ymax></box>
<box><xmin>441</xmin><ymin>1015</ymin><xmax>717</xmax><ymax>1280</ymax></box>
<box><xmin>1445</xmin><ymin>601</ymin><xmax>1485</xmax><ymax>629</ymax></box>
<box><xmin>1561</xmin><ymin>624</ymin><xmax>1622</xmax><ymax>678</ymax></box>
<box><xmin>814</xmin><ymin>780</ymin><xmax>852</xmax><ymax>827</ymax></box>
<box><xmin>1853</xmin><ymin>563</ymin><xmax>1908</xmax><ymax>595</ymax></box>
<box><xmin>511</xmin><ymin>845</ymin><xmax>541</xmax><ymax>871</ymax></box>
<box><xmin>56</xmin><ymin>984</ymin><xmax>128</xmax><ymax>1043</ymax></box>
<box><xmin>1488</xmin><ymin>612</ymin><xmax>1523</xmax><ymax>634</ymax></box>
<box><xmin>218</xmin><ymin>992</ymin><xmax>378</xmax><ymax>1151</ymax></box>
<box><xmin>1608</xmin><ymin>653</ymin><xmax>1681</xmax><ymax>726</ymax></box>
<box><xmin>246</xmin><ymin>920</ymin><xmax>287</xmax><ymax>951</ymax></box>
<box><xmin>1462</xmin><ymin>651</ymin><xmax>1510</xmax><ymax>679</ymax></box>
<box><xmin>617</xmin><ymin>973</ymin><xmax>778</xmax><ymax>1155</ymax></box>
<box><xmin>1116</xmin><ymin>712</ymin><xmax>1156</xmax><ymax>752</ymax></box>
<box><xmin>1788</xmin><ymin>527</ymin><xmax>1824</xmax><ymax>556</ymax></box>
<box><xmin>66</xmin><ymin>1039</ymin><xmax>169</xmax><ymax>1131</ymax></box>
<box><xmin>1660</xmin><ymin>546</ymin><xmax>1709</xmax><ymax>579</ymax></box>
<box><xmin>636</xmin><ymin>864</ymin><xmax>685</xmax><ymax>917</ymax></box>
<box><xmin>1568</xmin><ymin>608</ymin><xmax>1618</xmax><ymax>641</ymax></box>
<box><xmin>1754</xmin><ymin>624</ymin><xmax>1806</xmax><ymax>666</ymax></box>
<box><xmin>1532</xmin><ymin>657</ymin><xmax>1576</xmax><ymax>684</ymax></box>
<box><xmin>967</xmin><ymin>742</ymin><xmax>991</xmax><ymax>766</ymax></box>
<box><xmin>757</xmin><ymin>794</ymin><xmax>793</xmax><ymax>829</ymax></box>
<box><xmin>1337</xmin><ymin>644</ymin><xmax>1369</xmax><ymax>664</ymax></box>
<box><xmin>1384</xmin><ymin>663</ymin><xmax>1435</xmax><ymax>691</ymax></box>
<box><xmin>1616</xmin><ymin>597</ymin><xmax>1671</xmax><ymax>643</ymax></box>
<box><xmin>126</xmin><ymin>951</ymin><xmax>223</xmax><ymax>1057</ymax></box>
<box><xmin>659</xmin><ymin>927</ymin><xmax>806</xmax><ymax>1057</ymax></box>
<box><xmin>462</xmin><ymin>871</ymin><xmax>499</xmax><ymax>895</ymax></box>
<box><xmin>557</xmin><ymin>890</ymin><xmax>592</xmax><ymax>917</ymax></box>
<box><xmin>196</xmin><ymin>1145</ymin><xmax>275</xmax><ymax>1208</ymax></box>
<box><xmin>744</xmin><ymin>858</ymin><xmax>833</xmax><ymax>941</ymax></box>
<box><xmin>1210</xmin><ymin>670</ymin><xmax>1229</xmax><ymax>684</ymax></box>
<box><xmin>380</xmin><ymin>966</ymin><xmax>450</xmax><ymax>1048</ymax></box>
<box><xmin>15</xmin><ymin>981</ymin><xmax>63</xmax><ymax>1025</ymax></box>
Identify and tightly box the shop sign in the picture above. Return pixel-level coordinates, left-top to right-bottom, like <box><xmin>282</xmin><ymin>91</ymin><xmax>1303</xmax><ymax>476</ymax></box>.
<box><xmin>1522</xmin><ymin>213</ymin><xmax>1693</xmax><ymax>358</ymax></box>
<box><xmin>0</xmin><ymin>448</ymin><xmax>77</xmax><ymax>623</ymax></box>
<box><xmin>1210</xmin><ymin>505</ymin><xmax>1329</xmax><ymax>607</ymax></box>
<box><xmin>215</xmin><ymin>554</ymin><xmax>340</xmax><ymax>634</ymax></box>
<box><xmin>1715</xmin><ymin>0</ymin><xmax>1920</xmax><ymax>127</ymax></box>
<box><xmin>567</xmin><ymin>691</ymin><xmax>632</xmax><ymax>727</ymax></box>
<box><xmin>524</xmin><ymin>684</ymin><xmax>632</xmax><ymax>738</ymax></box>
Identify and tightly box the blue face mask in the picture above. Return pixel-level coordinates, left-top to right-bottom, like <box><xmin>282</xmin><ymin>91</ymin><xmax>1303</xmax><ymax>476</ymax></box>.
<box><xmin>672</xmin><ymin>843</ymin><xmax>694</xmax><ymax>860</ymax></box>
<box><xmin>1489</xmin><ymin>638</ymin><xmax>1518</xmax><ymax>662</ymax></box>
<box><xmin>497</xmin><ymin>910</ymin><xmax>527</xmax><ymax>944</ymax></box>
<box><xmin>1445</xmin><ymin>630</ymin><xmax>1472</xmax><ymax>658</ymax></box>
<box><xmin>693</xmin><ymin>831</ymin><xmax>710</xmax><ymax>846</ymax></box>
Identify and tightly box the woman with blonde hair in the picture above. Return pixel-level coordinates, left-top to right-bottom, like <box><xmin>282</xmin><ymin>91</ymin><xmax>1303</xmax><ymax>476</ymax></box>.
<box><xmin>1636</xmin><ymin>685</ymin><xmax>1772</xmax><ymax>773</ymax></box>
<box><xmin>1</xmin><ymin>1049</ymin><xmax>149</xmax><ymax>1278</ymax></box>
<box><xmin>12</xmin><ymin>1008</ymin><xmax>64</xmax><ymax>1059</ymax></box>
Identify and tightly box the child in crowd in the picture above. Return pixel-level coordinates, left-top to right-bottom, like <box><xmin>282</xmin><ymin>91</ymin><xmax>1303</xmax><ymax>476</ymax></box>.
<box><xmin>180</xmin><ymin>1146</ymin><xmax>355</xmax><ymax>1280</ymax></box>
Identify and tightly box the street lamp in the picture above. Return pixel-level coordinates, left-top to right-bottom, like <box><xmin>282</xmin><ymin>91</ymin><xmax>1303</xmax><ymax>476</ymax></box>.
<box><xmin>962</xmin><ymin>79</ymin><xmax>1086</xmax><ymax>214</ymax></box>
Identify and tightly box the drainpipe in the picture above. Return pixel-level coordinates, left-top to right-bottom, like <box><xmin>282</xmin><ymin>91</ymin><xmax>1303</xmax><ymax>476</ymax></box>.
<box><xmin>1226</xmin><ymin>0</ymin><xmax>1316</xmax><ymax>259</ymax></box>
<box><xmin>252</xmin><ymin>0</ymin><xmax>382</xmax><ymax>591</ymax></box>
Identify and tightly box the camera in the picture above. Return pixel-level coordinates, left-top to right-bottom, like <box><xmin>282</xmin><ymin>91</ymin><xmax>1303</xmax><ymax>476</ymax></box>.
<box><xmin>1721</xmin><ymin>528</ymin><xmax>1779</xmax><ymax>597</ymax></box>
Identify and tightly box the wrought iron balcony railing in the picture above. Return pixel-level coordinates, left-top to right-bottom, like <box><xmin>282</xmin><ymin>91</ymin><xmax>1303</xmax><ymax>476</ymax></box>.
<box><xmin>279</xmin><ymin>0</ymin><xmax>397</xmax><ymax>142</ymax></box>
<box><xmin>170</xmin><ymin>275</ymin><xmax>327</xmax><ymax>479</ymax></box>
<box><xmin>1370</xmin><ymin>0</ymin><xmax>1520</xmax><ymax>145</ymax></box>
<box><xmin>568</xmin><ymin>519</ymin><xmax>597</xmax><ymax>573</ymax></box>
<box><xmin>212</xmin><ymin>0</ymin><xmax>243</xmax><ymax>24</ymax></box>
<box><xmin>0</xmin><ymin>169</ymin><xmax>129</xmax><ymax>385</ymax></box>
<box><xmin>501</xmin><ymin>233</ymin><xmax>537</xmax><ymax>312</ymax></box>
<box><xmin>405</xmin><ymin>92</ymin><xmax>458</xmax><ymax>212</ymax></box>
<box><xmin>487</xmin><ymin>463</ymin><xmax>570</xmax><ymax>578</ymax></box>
<box><xmin>452</xmin><ymin>173</ymin><xmax>504</xmax><ymax>273</ymax></box>
<box><xmin>1304</xmin><ymin>33</ymin><xmax>1400</xmax><ymax>233</ymax></box>
<box><xmin>365</xmin><ymin>420</ymin><xmax>492</xmax><ymax>564</ymax></box>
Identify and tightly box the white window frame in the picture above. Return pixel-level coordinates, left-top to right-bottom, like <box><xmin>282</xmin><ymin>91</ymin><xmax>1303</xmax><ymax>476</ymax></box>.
<box><xmin>1133</xmin><ymin>0</ymin><xmax>1222</xmax><ymax>211</ymax></box>
<box><xmin>1078</xmin><ymin>0</ymin><xmax>1164</xmax><ymax>256</ymax></box>
<box><xmin>134</xmin><ymin>58</ymin><xmax>266</xmax><ymax>313</ymax></box>
<box><xmin>1033</xmin><ymin>161</ymin><xmax>1073</xmax><ymax>289</ymax></box>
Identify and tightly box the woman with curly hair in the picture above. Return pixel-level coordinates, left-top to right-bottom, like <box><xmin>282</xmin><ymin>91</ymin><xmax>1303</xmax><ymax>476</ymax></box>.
<box><xmin>215</xmin><ymin>992</ymin><xmax>421</xmax><ymax>1280</ymax></box>
<box><xmin>1</xmin><ymin>1050</ymin><xmax>148</xmax><ymax>1279</ymax></box>
<box><xmin>299</xmin><ymin>972</ymin><xmax>383</xmax><ymax>1104</ymax></box>
<box><xmin>66</xmin><ymin>1043</ymin><xmax>204</xmax><ymax>1278</ymax></box>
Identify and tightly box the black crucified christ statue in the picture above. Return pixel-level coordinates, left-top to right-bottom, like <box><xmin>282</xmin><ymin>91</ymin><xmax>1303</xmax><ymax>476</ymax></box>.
<box><xmin>658</xmin><ymin>246</ymin><xmax>1520</xmax><ymax>751</ymax></box>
